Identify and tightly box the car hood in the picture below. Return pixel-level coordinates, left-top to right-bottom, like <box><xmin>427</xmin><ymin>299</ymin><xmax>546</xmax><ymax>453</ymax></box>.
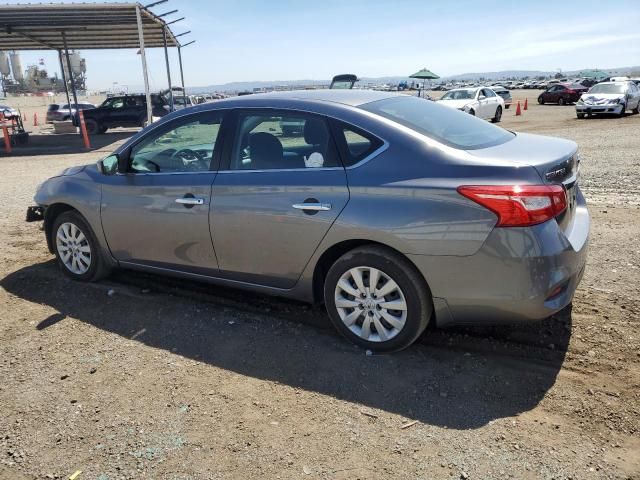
<box><xmin>437</xmin><ymin>99</ymin><xmax>474</xmax><ymax>109</ymax></box>
<box><xmin>580</xmin><ymin>93</ymin><xmax>624</xmax><ymax>103</ymax></box>
<box><xmin>466</xmin><ymin>132</ymin><xmax>578</xmax><ymax>184</ymax></box>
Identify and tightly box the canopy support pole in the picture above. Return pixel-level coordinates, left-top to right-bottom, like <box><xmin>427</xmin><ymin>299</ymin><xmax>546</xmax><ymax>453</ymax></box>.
<box><xmin>136</xmin><ymin>5</ymin><xmax>153</xmax><ymax>125</ymax></box>
<box><xmin>61</xmin><ymin>32</ymin><xmax>79</xmax><ymax>110</ymax></box>
<box><xmin>162</xmin><ymin>26</ymin><xmax>174</xmax><ymax>112</ymax></box>
<box><xmin>177</xmin><ymin>45</ymin><xmax>187</xmax><ymax>107</ymax></box>
<box><xmin>57</xmin><ymin>49</ymin><xmax>72</xmax><ymax>110</ymax></box>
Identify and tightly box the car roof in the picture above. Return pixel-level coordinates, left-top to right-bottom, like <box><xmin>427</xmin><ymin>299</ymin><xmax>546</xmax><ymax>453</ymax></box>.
<box><xmin>212</xmin><ymin>89</ymin><xmax>403</xmax><ymax>107</ymax></box>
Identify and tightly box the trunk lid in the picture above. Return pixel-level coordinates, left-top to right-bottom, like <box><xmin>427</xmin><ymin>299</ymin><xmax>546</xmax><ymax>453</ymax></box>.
<box><xmin>466</xmin><ymin>132</ymin><xmax>580</xmax><ymax>231</ymax></box>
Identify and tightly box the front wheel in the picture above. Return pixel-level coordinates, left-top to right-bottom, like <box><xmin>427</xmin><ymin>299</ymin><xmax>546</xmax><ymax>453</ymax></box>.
<box><xmin>468</xmin><ymin>108</ymin><xmax>475</xmax><ymax>116</ymax></box>
<box><xmin>52</xmin><ymin>211</ymin><xmax>110</xmax><ymax>282</ymax></box>
<box><xmin>618</xmin><ymin>104</ymin><xmax>626</xmax><ymax>117</ymax></box>
<box><xmin>492</xmin><ymin>106</ymin><xmax>502</xmax><ymax>123</ymax></box>
<box><xmin>324</xmin><ymin>246</ymin><xmax>432</xmax><ymax>352</ymax></box>
<box><xmin>577</xmin><ymin>112</ymin><xmax>585</xmax><ymax>119</ymax></box>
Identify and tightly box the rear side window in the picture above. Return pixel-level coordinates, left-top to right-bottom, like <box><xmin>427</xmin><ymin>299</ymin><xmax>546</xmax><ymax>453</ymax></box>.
<box><xmin>332</xmin><ymin>122</ymin><xmax>383</xmax><ymax>167</ymax></box>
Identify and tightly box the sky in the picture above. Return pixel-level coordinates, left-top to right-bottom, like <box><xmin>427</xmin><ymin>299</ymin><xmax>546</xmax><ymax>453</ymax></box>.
<box><xmin>4</xmin><ymin>0</ymin><xmax>640</xmax><ymax>90</ymax></box>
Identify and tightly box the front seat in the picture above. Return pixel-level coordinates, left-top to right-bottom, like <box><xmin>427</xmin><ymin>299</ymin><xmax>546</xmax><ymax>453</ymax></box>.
<box><xmin>303</xmin><ymin>118</ymin><xmax>331</xmax><ymax>168</ymax></box>
<box><xmin>249</xmin><ymin>132</ymin><xmax>283</xmax><ymax>169</ymax></box>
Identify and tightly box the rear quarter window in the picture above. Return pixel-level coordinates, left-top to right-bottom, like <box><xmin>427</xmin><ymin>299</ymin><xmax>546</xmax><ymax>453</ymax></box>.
<box><xmin>331</xmin><ymin>121</ymin><xmax>384</xmax><ymax>167</ymax></box>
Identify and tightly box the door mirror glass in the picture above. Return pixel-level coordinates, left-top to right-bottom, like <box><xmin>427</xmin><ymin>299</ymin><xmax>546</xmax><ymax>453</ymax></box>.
<box><xmin>478</xmin><ymin>95</ymin><xmax>486</xmax><ymax>100</ymax></box>
<box><xmin>99</xmin><ymin>154</ymin><xmax>119</xmax><ymax>175</ymax></box>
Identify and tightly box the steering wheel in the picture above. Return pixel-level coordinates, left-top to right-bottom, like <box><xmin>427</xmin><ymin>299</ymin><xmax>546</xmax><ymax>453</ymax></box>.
<box><xmin>171</xmin><ymin>148</ymin><xmax>201</xmax><ymax>162</ymax></box>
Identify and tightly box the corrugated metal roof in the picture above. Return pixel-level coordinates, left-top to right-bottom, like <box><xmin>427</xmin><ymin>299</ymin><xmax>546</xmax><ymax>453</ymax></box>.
<box><xmin>0</xmin><ymin>2</ymin><xmax>180</xmax><ymax>50</ymax></box>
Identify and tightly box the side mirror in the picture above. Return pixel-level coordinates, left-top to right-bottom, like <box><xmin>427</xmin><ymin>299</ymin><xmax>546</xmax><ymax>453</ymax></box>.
<box><xmin>479</xmin><ymin>95</ymin><xmax>486</xmax><ymax>100</ymax></box>
<box><xmin>97</xmin><ymin>153</ymin><xmax>119</xmax><ymax>175</ymax></box>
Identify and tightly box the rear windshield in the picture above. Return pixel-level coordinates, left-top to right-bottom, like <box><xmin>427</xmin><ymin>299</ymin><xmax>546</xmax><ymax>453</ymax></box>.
<box><xmin>589</xmin><ymin>84</ymin><xmax>625</xmax><ymax>94</ymax></box>
<box><xmin>361</xmin><ymin>96</ymin><xmax>514</xmax><ymax>150</ymax></box>
<box><xmin>440</xmin><ymin>89</ymin><xmax>476</xmax><ymax>100</ymax></box>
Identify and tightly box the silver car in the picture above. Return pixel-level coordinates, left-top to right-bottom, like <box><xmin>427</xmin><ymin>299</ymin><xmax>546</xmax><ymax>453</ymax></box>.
<box><xmin>28</xmin><ymin>90</ymin><xmax>589</xmax><ymax>352</ymax></box>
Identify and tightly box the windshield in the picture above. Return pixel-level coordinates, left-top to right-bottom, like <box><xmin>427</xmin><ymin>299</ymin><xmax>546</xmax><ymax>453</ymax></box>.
<box><xmin>174</xmin><ymin>97</ymin><xmax>190</xmax><ymax>106</ymax></box>
<box><xmin>588</xmin><ymin>84</ymin><xmax>625</xmax><ymax>94</ymax></box>
<box><xmin>440</xmin><ymin>89</ymin><xmax>476</xmax><ymax>100</ymax></box>
<box><xmin>361</xmin><ymin>96</ymin><xmax>514</xmax><ymax>150</ymax></box>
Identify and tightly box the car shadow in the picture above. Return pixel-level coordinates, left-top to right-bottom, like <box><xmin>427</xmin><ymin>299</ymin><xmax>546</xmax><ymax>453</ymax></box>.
<box><xmin>1</xmin><ymin>261</ymin><xmax>572</xmax><ymax>430</ymax></box>
<box><xmin>1</xmin><ymin>130</ymin><xmax>134</xmax><ymax>157</ymax></box>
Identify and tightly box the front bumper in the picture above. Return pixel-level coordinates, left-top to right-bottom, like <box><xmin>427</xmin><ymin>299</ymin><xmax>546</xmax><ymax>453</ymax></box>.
<box><xmin>409</xmin><ymin>189</ymin><xmax>590</xmax><ymax>326</ymax></box>
<box><xmin>576</xmin><ymin>103</ymin><xmax>623</xmax><ymax>115</ymax></box>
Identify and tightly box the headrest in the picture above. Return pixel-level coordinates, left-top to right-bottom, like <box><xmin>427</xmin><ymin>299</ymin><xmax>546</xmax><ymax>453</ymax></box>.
<box><xmin>303</xmin><ymin>118</ymin><xmax>329</xmax><ymax>146</ymax></box>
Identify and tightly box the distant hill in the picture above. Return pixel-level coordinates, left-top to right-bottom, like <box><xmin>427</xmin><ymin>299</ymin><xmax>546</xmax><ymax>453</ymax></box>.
<box><xmin>174</xmin><ymin>66</ymin><xmax>640</xmax><ymax>94</ymax></box>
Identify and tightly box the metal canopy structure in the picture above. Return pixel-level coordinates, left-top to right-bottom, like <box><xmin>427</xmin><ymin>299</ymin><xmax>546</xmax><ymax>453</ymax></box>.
<box><xmin>0</xmin><ymin>2</ymin><xmax>180</xmax><ymax>50</ymax></box>
<box><xmin>0</xmin><ymin>2</ymin><xmax>193</xmax><ymax>131</ymax></box>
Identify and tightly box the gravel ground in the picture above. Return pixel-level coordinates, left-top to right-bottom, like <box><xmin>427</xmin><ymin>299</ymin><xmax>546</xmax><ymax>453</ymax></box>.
<box><xmin>0</xmin><ymin>90</ymin><xmax>638</xmax><ymax>480</ymax></box>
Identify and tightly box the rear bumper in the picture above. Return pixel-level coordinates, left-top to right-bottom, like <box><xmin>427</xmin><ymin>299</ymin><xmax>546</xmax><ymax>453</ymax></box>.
<box><xmin>576</xmin><ymin>104</ymin><xmax>623</xmax><ymax>115</ymax></box>
<box><xmin>409</xmin><ymin>189</ymin><xmax>590</xmax><ymax>326</ymax></box>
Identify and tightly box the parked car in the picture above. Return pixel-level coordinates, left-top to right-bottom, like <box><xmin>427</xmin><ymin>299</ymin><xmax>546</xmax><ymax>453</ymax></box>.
<box><xmin>575</xmin><ymin>81</ymin><xmax>640</xmax><ymax>118</ymax></box>
<box><xmin>538</xmin><ymin>83</ymin><xmax>588</xmax><ymax>105</ymax></box>
<box><xmin>81</xmin><ymin>94</ymin><xmax>169</xmax><ymax>134</ymax></box>
<box><xmin>46</xmin><ymin>102</ymin><xmax>96</xmax><ymax>123</ymax></box>
<box><xmin>27</xmin><ymin>90</ymin><xmax>589</xmax><ymax>352</ymax></box>
<box><xmin>489</xmin><ymin>86</ymin><xmax>512</xmax><ymax>109</ymax></box>
<box><xmin>437</xmin><ymin>87</ymin><xmax>504</xmax><ymax>122</ymax></box>
<box><xmin>0</xmin><ymin>104</ymin><xmax>19</xmax><ymax>118</ymax></box>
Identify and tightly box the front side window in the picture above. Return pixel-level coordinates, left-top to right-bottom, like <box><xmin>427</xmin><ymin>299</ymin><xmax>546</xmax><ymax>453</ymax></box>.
<box><xmin>361</xmin><ymin>96</ymin><xmax>514</xmax><ymax>150</ymax></box>
<box><xmin>129</xmin><ymin>112</ymin><xmax>222</xmax><ymax>173</ymax></box>
<box><xmin>230</xmin><ymin>112</ymin><xmax>339</xmax><ymax>170</ymax></box>
<box><xmin>441</xmin><ymin>89</ymin><xmax>476</xmax><ymax>100</ymax></box>
<box><xmin>102</xmin><ymin>98</ymin><xmax>124</xmax><ymax>109</ymax></box>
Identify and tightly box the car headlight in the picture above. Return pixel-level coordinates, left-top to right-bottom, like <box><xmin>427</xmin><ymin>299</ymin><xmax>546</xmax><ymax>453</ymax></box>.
<box><xmin>577</xmin><ymin>98</ymin><xmax>584</xmax><ymax>105</ymax></box>
<box><xmin>608</xmin><ymin>98</ymin><xmax>621</xmax><ymax>105</ymax></box>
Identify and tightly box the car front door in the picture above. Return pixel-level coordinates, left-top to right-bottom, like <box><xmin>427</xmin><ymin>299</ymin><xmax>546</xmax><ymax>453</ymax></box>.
<box><xmin>210</xmin><ymin>109</ymin><xmax>350</xmax><ymax>288</ymax></box>
<box><xmin>100</xmin><ymin>110</ymin><xmax>224</xmax><ymax>273</ymax></box>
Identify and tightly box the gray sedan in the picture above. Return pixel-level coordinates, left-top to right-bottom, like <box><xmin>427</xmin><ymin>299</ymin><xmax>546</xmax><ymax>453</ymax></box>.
<box><xmin>28</xmin><ymin>90</ymin><xmax>589</xmax><ymax>352</ymax></box>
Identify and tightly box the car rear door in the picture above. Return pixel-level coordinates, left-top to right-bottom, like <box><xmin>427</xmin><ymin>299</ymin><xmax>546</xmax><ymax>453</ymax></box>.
<box><xmin>210</xmin><ymin>109</ymin><xmax>349</xmax><ymax>288</ymax></box>
<box><xmin>100</xmin><ymin>110</ymin><xmax>225</xmax><ymax>273</ymax></box>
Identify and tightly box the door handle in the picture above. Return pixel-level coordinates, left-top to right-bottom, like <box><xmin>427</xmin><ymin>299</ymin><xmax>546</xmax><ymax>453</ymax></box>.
<box><xmin>292</xmin><ymin>202</ymin><xmax>331</xmax><ymax>211</ymax></box>
<box><xmin>175</xmin><ymin>197</ymin><xmax>204</xmax><ymax>205</ymax></box>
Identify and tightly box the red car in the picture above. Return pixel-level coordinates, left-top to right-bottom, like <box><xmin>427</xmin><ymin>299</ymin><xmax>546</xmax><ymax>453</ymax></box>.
<box><xmin>538</xmin><ymin>83</ymin><xmax>588</xmax><ymax>105</ymax></box>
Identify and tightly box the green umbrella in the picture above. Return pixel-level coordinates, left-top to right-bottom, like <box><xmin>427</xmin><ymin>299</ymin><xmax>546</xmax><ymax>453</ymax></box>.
<box><xmin>410</xmin><ymin>68</ymin><xmax>440</xmax><ymax>97</ymax></box>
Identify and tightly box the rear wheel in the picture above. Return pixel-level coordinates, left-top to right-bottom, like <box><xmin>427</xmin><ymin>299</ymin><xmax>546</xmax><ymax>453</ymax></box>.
<box><xmin>84</xmin><ymin>118</ymin><xmax>100</xmax><ymax>135</ymax></box>
<box><xmin>52</xmin><ymin>211</ymin><xmax>110</xmax><ymax>282</ymax></box>
<box><xmin>576</xmin><ymin>112</ymin><xmax>585</xmax><ymax>119</ymax></box>
<box><xmin>492</xmin><ymin>106</ymin><xmax>502</xmax><ymax>123</ymax></box>
<box><xmin>558</xmin><ymin>97</ymin><xmax>565</xmax><ymax>106</ymax></box>
<box><xmin>324</xmin><ymin>246</ymin><xmax>432</xmax><ymax>352</ymax></box>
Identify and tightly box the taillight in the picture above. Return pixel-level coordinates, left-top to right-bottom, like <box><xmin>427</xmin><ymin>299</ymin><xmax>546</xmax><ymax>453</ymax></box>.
<box><xmin>566</xmin><ymin>89</ymin><xmax>576</xmax><ymax>94</ymax></box>
<box><xmin>457</xmin><ymin>185</ymin><xmax>567</xmax><ymax>227</ymax></box>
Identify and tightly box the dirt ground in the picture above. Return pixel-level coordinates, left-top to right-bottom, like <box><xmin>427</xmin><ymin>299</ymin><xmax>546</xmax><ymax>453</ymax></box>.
<box><xmin>0</xmin><ymin>90</ymin><xmax>639</xmax><ymax>480</ymax></box>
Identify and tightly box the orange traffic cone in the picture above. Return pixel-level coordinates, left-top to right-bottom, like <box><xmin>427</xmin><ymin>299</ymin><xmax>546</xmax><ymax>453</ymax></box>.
<box><xmin>33</xmin><ymin>112</ymin><xmax>38</xmax><ymax>126</ymax></box>
<box><xmin>524</xmin><ymin>98</ymin><xmax>528</xmax><ymax>110</ymax></box>
<box><xmin>515</xmin><ymin>101</ymin><xmax>522</xmax><ymax>116</ymax></box>
<box><xmin>22</xmin><ymin>112</ymin><xmax>26</xmax><ymax>121</ymax></box>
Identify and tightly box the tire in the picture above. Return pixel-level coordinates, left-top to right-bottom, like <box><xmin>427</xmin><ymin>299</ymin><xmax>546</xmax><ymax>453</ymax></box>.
<box><xmin>577</xmin><ymin>112</ymin><xmax>585</xmax><ymax>119</ymax></box>
<box><xmin>618</xmin><ymin>104</ymin><xmax>626</xmax><ymax>117</ymax></box>
<box><xmin>51</xmin><ymin>211</ymin><xmax>110</xmax><ymax>282</ymax></box>
<box><xmin>505</xmin><ymin>104</ymin><xmax>510</xmax><ymax>109</ymax></box>
<box><xmin>99</xmin><ymin>125</ymin><xmax>108</xmax><ymax>134</ymax></box>
<box><xmin>324</xmin><ymin>246</ymin><xmax>432</xmax><ymax>352</ymax></box>
<box><xmin>138</xmin><ymin>114</ymin><xmax>147</xmax><ymax>128</ymax></box>
<box><xmin>492</xmin><ymin>106</ymin><xmax>502</xmax><ymax>123</ymax></box>
<box><xmin>558</xmin><ymin>97</ymin><xmax>565</xmax><ymax>106</ymax></box>
<box><xmin>538</xmin><ymin>96</ymin><xmax>544</xmax><ymax>105</ymax></box>
<box><xmin>84</xmin><ymin>118</ymin><xmax>100</xmax><ymax>135</ymax></box>
<box><xmin>468</xmin><ymin>109</ymin><xmax>475</xmax><ymax>116</ymax></box>
<box><xmin>633</xmin><ymin>103</ymin><xmax>640</xmax><ymax>114</ymax></box>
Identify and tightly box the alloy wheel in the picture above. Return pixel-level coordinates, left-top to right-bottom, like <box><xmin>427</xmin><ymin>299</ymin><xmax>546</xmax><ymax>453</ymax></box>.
<box><xmin>56</xmin><ymin>222</ymin><xmax>92</xmax><ymax>275</ymax></box>
<box><xmin>334</xmin><ymin>266</ymin><xmax>407</xmax><ymax>342</ymax></box>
